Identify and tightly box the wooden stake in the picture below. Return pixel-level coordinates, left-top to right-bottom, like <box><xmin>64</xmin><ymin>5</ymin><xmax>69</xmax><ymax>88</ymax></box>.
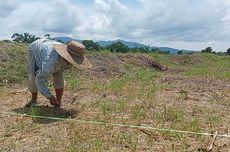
<box><xmin>208</xmin><ymin>131</ymin><xmax>218</xmax><ymax>151</ymax></box>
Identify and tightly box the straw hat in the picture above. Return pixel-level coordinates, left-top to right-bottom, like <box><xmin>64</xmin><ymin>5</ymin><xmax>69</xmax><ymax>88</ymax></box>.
<box><xmin>53</xmin><ymin>41</ymin><xmax>92</xmax><ymax>70</ymax></box>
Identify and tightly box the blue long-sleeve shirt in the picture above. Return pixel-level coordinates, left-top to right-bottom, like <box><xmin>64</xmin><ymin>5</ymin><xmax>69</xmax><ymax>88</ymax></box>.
<box><xmin>28</xmin><ymin>39</ymin><xmax>70</xmax><ymax>98</ymax></box>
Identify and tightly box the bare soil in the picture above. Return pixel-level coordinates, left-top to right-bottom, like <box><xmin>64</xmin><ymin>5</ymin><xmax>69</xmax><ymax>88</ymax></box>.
<box><xmin>0</xmin><ymin>49</ymin><xmax>230</xmax><ymax>151</ymax></box>
<box><xmin>1</xmin><ymin>75</ymin><xmax>230</xmax><ymax>151</ymax></box>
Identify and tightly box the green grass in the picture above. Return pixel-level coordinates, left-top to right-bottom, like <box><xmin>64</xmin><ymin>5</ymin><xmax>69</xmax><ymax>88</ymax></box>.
<box><xmin>0</xmin><ymin>41</ymin><xmax>28</xmax><ymax>86</ymax></box>
<box><xmin>131</xmin><ymin>104</ymin><xmax>146</xmax><ymax>120</ymax></box>
<box><xmin>206</xmin><ymin>113</ymin><xmax>223</xmax><ymax>127</ymax></box>
<box><xmin>65</xmin><ymin>73</ymin><xmax>83</xmax><ymax>90</ymax></box>
<box><xmin>178</xmin><ymin>90</ymin><xmax>189</xmax><ymax>100</ymax></box>
<box><xmin>1</xmin><ymin>42</ymin><xmax>230</xmax><ymax>151</ymax></box>
<box><xmin>148</xmin><ymin>53</ymin><xmax>230</xmax><ymax>80</ymax></box>
<box><xmin>183</xmin><ymin>53</ymin><xmax>230</xmax><ymax>79</ymax></box>
<box><xmin>155</xmin><ymin>106</ymin><xmax>185</xmax><ymax>123</ymax></box>
<box><xmin>114</xmin><ymin>132</ymin><xmax>138</xmax><ymax>151</ymax></box>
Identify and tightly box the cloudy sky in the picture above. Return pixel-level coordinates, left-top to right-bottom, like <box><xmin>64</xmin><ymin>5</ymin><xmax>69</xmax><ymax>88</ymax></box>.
<box><xmin>0</xmin><ymin>0</ymin><xmax>230</xmax><ymax>51</ymax></box>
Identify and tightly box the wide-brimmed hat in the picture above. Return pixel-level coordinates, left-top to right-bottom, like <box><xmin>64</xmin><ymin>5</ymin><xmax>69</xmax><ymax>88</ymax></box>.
<box><xmin>53</xmin><ymin>41</ymin><xmax>92</xmax><ymax>70</ymax></box>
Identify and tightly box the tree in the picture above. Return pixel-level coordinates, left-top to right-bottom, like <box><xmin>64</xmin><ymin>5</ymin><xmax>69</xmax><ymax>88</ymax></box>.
<box><xmin>177</xmin><ymin>50</ymin><xmax>183</xmax><ymax>54</ymax></box>
<box><xmin>45</xmin><ymin>33</ymin><xmax>50</xmax><ymax>39</ymax></box>
<box><xmin>11</xmin><ymin>33</ymin><xmax>40</xmax><ymax>43</ymax></box>
<box><xmin>82</xmin><ymin>40</ymin><xmax>101</xmax><ymax>51</ymax></box>
<box><xmin>151</xmin><ymin>48</ymin><xmax>170</xmax><ymax>54</ymax></box>
<box><xmin>151</xmin><ymin>48</ymin><xmax>161</xmax><ymax>52</ymax></box>
<box><xmin>227</xmin><ymin>48</ymin><xmax>230</xmax><ymax>55</ymax></box>
<box><xmin>201</xmin><ymin>47</ymin><xmax>212</xmax><ymax>53</ymax></box>
<box><xmin>107</xmin><ymin>42</ymin><xmax>129</xmax><ymax>53</ymax></box>
<box><xmin>11</xmin><ymin>33</ymin><xmax>22</xmax><ymax>42</ymax></box>
<box><xmin>139</xmin><ymin>46</ymin><xmax>151</xmax><ymax>53</ymax></box>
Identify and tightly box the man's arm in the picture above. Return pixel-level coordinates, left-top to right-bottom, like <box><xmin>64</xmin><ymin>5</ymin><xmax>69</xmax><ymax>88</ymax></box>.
<box><xmin>35</xmin><ymin>69</ymin><xmax>53</xmax><ymax>99</ymax></box>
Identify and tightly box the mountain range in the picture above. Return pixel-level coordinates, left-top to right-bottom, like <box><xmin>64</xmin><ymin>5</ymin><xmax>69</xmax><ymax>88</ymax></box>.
<box><xmin>53</xmin><ymin>36</ymin><xmax>181</xmax><ymax>54</ymax></box>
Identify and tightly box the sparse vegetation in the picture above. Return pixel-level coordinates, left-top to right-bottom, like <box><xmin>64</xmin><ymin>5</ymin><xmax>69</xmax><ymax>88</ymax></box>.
<box><xmin>1</xmin><ymin>41</ymin><xmax>230</xmax><ymax>151</ymax></box>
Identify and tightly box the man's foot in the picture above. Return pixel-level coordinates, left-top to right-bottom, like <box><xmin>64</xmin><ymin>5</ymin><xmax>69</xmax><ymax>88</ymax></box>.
<box><xmin>25</xmin><ymin>99</ymin><xmax>37</xmax><ymax>107</ymax></box>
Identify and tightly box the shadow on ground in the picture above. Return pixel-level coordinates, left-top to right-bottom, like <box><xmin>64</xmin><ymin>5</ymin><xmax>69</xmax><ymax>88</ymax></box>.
<box><xmin>13</xmin><ymin>105</ymin><xmax>78</xmax><ymax>124</ymax></box>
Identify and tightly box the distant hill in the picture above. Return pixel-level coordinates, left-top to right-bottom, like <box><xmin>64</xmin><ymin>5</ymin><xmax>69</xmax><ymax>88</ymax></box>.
<box><xmin>53</xmin><ymin>37</ymin><xmax>81</xmax><ymax>43</ymax></box>
<box><xmin>97</xmin><ymin>39</ymin><xmax>179</xmax><ymax>54</ymax></box>
<box><xmin>158</xmin><ymin>47</ymin><xmax>179</xmax><ymax>54</ymax></box>
<box><xmin>53</xmin><ymin>37</ymin><xmax>180</xmax><ymax>54</ymax></box>
<box><xmin>97</xmin><ymin>39</ymin><xmax>147</xmax><ymax>48</ymax></box>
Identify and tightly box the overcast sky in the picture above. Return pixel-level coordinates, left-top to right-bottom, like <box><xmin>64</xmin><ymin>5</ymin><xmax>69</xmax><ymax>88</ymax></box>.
<box><xmin>0</xmin><ymin>0</ymin><xmax>230</xmax><ymax>51</ymax></box>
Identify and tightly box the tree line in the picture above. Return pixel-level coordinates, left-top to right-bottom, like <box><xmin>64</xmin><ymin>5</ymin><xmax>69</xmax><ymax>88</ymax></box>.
<box><xmin>10</xmin><ymin>33</ymin><xmax>230</xmax><ymax>55</ymax></box>
<box><xmin>10</xmin><ymin>33</ymin><xmax>171</xmax><ymax>54</ymax></box>
<box><xmin>201</xmin><ymin>47</ymin><xmax>230</xmax><ymax>55</ymax></box>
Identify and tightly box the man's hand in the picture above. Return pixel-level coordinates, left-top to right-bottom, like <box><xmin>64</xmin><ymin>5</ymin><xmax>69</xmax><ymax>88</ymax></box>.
<box><xmin>48</xmin><ymin>96</ymin><xmax>60</xmax><ymax>108</ymax></box>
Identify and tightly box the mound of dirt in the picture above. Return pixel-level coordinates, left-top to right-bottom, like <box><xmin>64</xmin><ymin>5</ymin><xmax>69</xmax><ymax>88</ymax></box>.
<box><xmin>0</xmin><ymin>41</ymin><xmax>26</xmax><ymax>64</ymax></box>
<box><xmin>0</xmin><ymin>51</ymin><xmax>9</xmax><ymax>64</ymax></box>
<box><xmin>85</xmin><ymin>53</ymin><xmax>169</xmax><ymax>80</ymax></box>
<box><xmin>87</xmin><ymin>54</ymin><xmax>126</xmax><ymax>79</ymax></box>
<box><xmin>0</xmin><ymin>40</ymin><xmax>170</xmax><ymax>81</ymax></box>
<box><xmin>0</xmin><ymin>42</ymin><xmax>12</xmax><ymax>63</ymax></box>
<box><xmin>138</xmin><ymin>55</ymin><xmax>168</xmax><ymax>71</ymax></box>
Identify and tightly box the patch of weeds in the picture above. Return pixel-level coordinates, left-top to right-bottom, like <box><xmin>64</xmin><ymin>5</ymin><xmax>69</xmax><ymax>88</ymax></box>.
<box><xmin>175</xmin><ymin>134</ymin><xmax>190</xmax><ymax>151</ymax></box>
<box><xmin>106</xmin><ymin>78</ymin><xmax>126</xmax><ymax>95</ymax></box>
<box><xmin>191</xmin><ymin>105</ymin><xmax>203</xmax><ymax>116</ymax></box>
<box><xmin>38</xmin><ymin>139</ymin><xmax>60</xmax><ymax>152</ymax></box>
<box><xmin>0</xmin><ymin>140</ymin><xmax>16</xmax><ymax>152</ymax></box>
<box><xmin>90</xmin><ymin>81</ymin><xmax>105</xmax><ymax>93</ymax></box>
<box><xmin>0</xmin><ymin>42</ymin><xmax>28</xmax><ymax>86</ymax></box>
<box><xmin>183</xmin><ymin>54</ymin><xmax>230</xmax><ymax>80</ymax></box>
<box><xmin>222</xmin><ymin>101</ymin><xmax>230</xmax><ymax>107</ymax></box>
<box><xmin>67</xmin><ymin>126</ymin><xmax>107</xmax><ymax>152</ymax></box>
<box><xmin>126</xmin><ymin>83</ymin><xmax>159</xmax><ymax>101</ymax></box>
<box><xmin>98</xmin><ymin>100</ymin><xmax>129</xmax><ymax>118</ymax></box>
<box><xmin>3</xmin><ymin>125</ymin><xmax>14</xmax><ymax>138</ymax></box>
<box><xmin>206</xmin><ymin>113</ymin><xmax>222</xmax><ymax>127</ymax></box>
<box><xmin>17</xmin><ymin>118</ymin><xmax>40</xmax><ymax>132</ymax></box>
<box><xmin>96</xmin><ymin>99</ymin><xmax>127</xmax><ymax>115</ymax></box>
<box><xmin>127</xmin><ymin>67</ymin><xmax>158</xmax><ymax>85</ymax></box>
<box><xmin>155</xmin><ymin>106</ymin><xmax>185</xmax><ymax>123</ymax></box>
<box><xmin>179</xmin><ymin>118</ymin><xmax>202</xmax><ymax>138</ymax></box>
<box><xmin>131</xmin><ymin>104</ymin><xmax>146</xmax><ymax>120</ymax></box>
<box><xmin>179</xmin><ymin>90</ymin><xmax>189</xmax><ymax>100</ymax></box>
<box><xmin>114</xmin><ymin>131</ymin><xmax>138</xmax><ymax>151</ymax></box>
<box><xmin>145</xmin><ymin>85</ymin><xmax>159</xmax><ymax>99</ymax></box>
<box><xmin>149</xmin><ymin>53</ymin><xmax>171</xmax><ymax>67</ymax></box>
<box><xmin>99</xmin><ymin>101</ymin><xmax>112</xmax><ymax>115</ymax></box>
<box><xmin>68</xmin><ymin>139</ymin><xmax>105</xmax><ymax>152</ymax></box>
<box><xmin>0</xmin><ymin>60</ymin><xmax>27</xmax><ymax>86</ymax></box>
<box><xmin>123</xmin><ymin>84</ymin><xmax>140</xmax><ymax>100</ymax></box>
<box><xmin>115</xmin><ymin>100</ymin><xmax>127</xmax><ymax>112</ymax></box>
<box><xmin>65</xmin><ymin>75</ymin><xmax>83</xmax><ymax>90</ymax></box>
<box><xmin>30</xmin><ymin>106</ymin><xmax>41</xmax><ymax>121</ymax></box>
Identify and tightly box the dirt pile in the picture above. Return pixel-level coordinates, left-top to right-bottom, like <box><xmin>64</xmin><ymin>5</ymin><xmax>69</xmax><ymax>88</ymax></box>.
<box><xmin>138</xmin><ymin>55</ymin><xmax>168</xmax><ymax>71</ymax></box>
<box><xmin>86</xmin><ymin>53</ymin><xmax>169</xmax><ymax>79</ymax></box>
<box><xmin>0</xmin><ymin>41</ymin><xmax>27</xmax><ymax>64</ymax></box>
<box><xmin>0</xmin><ymin>42</ymin><xmax>12</xmax><ymax>63</ymax></box>
<box><xmin>0</xmin><ymin>51</ymin><xmax>9</xmax><ymax>64</ymax></box>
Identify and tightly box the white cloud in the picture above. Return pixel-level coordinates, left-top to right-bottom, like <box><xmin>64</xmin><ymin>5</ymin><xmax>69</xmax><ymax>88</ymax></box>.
<box><xmin>0</xmin><ymin>1</ymin><xmax>19</xmax><ymax>17</ymax></box>
<box><xmin>0</xmin><ymin>0</ymin><xmax>230</xmax><ymax>51</ymax></box>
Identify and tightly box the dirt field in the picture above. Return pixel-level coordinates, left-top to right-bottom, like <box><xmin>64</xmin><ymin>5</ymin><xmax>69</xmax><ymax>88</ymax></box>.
<box><xmin>0</xmin><ymin>42</ymin><xmax>230</xmax><ymax>151</ymax></box>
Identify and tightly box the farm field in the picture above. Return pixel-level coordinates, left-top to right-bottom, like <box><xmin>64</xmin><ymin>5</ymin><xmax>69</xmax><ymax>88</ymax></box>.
<box><xmin>0</xmin><ymin>41</ymin><xmax>230</xmax><ymax>151</ymax></box>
